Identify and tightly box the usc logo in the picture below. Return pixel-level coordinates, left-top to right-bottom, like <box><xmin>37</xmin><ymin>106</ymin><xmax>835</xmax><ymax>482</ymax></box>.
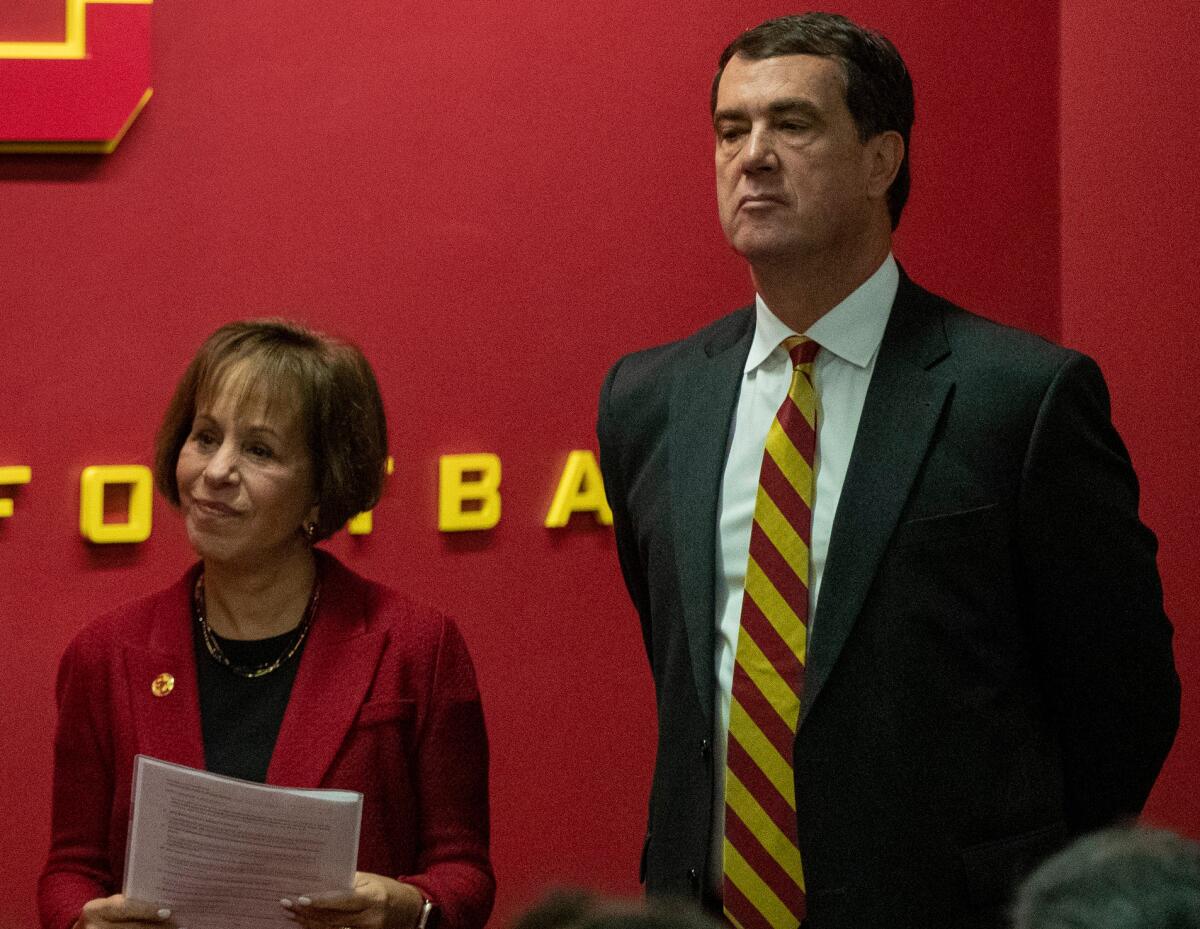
<box><xmin>0</xmin><ymin>0</ymin><xmax>153</xmax><ymax>153</ymax></box>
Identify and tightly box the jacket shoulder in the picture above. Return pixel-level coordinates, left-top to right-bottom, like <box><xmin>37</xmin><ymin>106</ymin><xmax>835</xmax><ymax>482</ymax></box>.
<box><xmin>910</xmin><ymin>281</ymin><xmax>1078</xmax><ymax>375</ymax></box>
<box><xmin>318</xmin><ymin>551</ymin><xmax>464</xmax><ymax>651</ymax></box>
<box><xmin>600</xmin><ymin>306</ymin><xmax>753</xmax><ymax>423</ymax></box>
<box><xmin>604</xmin><ymin>307</ymin><xmax>752</xmax><ymax>393</ymax></box>
<box><xmin>65</xmin><ymin>571</ymin><xmax>194</xmax><ymax>657</ymax></box>
<box><xmin>891</xmin><ymin>279</ymin><xmax>1096</xmax><ymax>413</ymax></box>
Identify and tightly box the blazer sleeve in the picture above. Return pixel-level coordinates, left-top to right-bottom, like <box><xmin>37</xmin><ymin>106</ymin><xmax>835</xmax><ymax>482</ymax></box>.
<box><xmin>1017</xmin><ymin>352</ymin><xmax>1180</xmax><ymax>833</ymax></box>
<box><xmin>38</xmin><ymin>631</ymin><xmax>118</xmax><ymax>929</ymax></box>
<box><xmin>399</xmin><ymin>616</ymin><xmax>494</xmax><ymax>929</ymax></box>
<box><xmin>597</xmin><ymin>356</ymin><xmax>655</xmax><ymax>668</ymax></box>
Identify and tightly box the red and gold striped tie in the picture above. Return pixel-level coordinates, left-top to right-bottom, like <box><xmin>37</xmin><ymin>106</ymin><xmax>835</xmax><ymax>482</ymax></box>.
<box><xmin>723</xmin><ymin>335</ymin><xmax>818</xmax><ymax>929</ymax></box>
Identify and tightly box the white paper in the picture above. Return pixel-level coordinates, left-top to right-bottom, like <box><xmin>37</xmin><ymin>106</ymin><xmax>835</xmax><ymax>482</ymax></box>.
<box><xmin>124</xmin><ymin>755</ymin><xmax>362</xmax><ymax>929</ymax></box>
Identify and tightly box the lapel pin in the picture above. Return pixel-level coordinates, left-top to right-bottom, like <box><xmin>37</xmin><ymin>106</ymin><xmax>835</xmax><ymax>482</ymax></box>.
<box><xmin>151</xmin><ymin>673</ymin><xmax>175</xmax><ymax>697</ymax></box>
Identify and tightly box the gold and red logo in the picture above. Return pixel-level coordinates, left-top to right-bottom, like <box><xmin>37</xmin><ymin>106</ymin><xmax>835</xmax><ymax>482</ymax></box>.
<box><xmin>0</xmin><ymin>0</ymin><xmax>152</xmax><ymax>153</ymax></box>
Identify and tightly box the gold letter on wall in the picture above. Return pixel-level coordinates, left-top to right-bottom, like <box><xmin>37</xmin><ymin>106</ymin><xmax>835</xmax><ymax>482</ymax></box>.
<box><xmin>438</xmin><ymin>454</ymin><xmax>501</xmax><ymax>532</ymax></box>
<box><xmin>0</xmin><ymin>466</ymin><xmax>32</xmax><ymax>518</ymax></box>
<box><xmin>347</xmin><ymin>456</ymin><xmax>395</xmax><ymax>536</ymax></box>
<box><xmin>544</xmin><ymin>450</ymin><xmax>612</xmax><ymax>528</ymax></box>
<box><xmin>79</xmin><ymin>465</ymin><xmax>153</xmax><ymax>543</ymax></box>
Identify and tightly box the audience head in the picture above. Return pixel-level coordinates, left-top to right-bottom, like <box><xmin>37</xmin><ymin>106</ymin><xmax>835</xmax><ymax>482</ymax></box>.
<box><xmin>1012</xmin><ymin>825</ymin><xmax>1200</xmax><ymax>929</ymax></box>
<box><xmin>511</xmin><ymin>891</ymin><xmax>721</xmax><ymax>929</ymax></box>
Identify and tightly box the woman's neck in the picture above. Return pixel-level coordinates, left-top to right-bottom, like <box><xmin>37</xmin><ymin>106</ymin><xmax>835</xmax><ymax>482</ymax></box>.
<box><xmin>201</xmin><ymin>547</ymin><xmax>317</xmax><ymax>640</ymax></box>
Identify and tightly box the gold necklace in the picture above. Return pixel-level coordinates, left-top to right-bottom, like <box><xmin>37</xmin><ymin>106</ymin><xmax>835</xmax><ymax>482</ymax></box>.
<box><xmin>193</xmin><ymin>572</ymin><xmax>320</xmax><ymax>679</ymax></box>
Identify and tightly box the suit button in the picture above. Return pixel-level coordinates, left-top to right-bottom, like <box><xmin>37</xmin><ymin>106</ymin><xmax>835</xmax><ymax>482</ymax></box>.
<box><xmin>688</xmin><ymin>868</ymin><xmax>700</xmax><ymax>891</ymax></box>
<box><xmin>700</xmin><ymin>738</ymin><xmax>711</xmax><ymax>759</ymax></box>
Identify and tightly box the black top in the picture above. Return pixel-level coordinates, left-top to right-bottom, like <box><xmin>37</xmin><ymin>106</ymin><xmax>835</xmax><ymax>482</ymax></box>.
<box><xmin>192</xmin><ymin>621</ymin><xmax>305</xmax><ymax>782</ymax></box>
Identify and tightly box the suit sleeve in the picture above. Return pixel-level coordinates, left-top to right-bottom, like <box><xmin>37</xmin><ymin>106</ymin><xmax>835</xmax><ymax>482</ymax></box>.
<box><xmin>597</xmin><ymin>357</ymin><xmax>655</xmax><ymax>668</ymax></box>
<box><xmin>400</xmin><ymin>616</ymin><xmax>495</xmax><ymax>929</ymax></box>
<box><xmin>1017</xmin><ymin>353</ymin><xmax>1180</xmax><ymax>833</ymax></box>
<box><xmin>38</xmin><ymin>633</ymin><xmax>118</xmax><ymax>929</ymax></box>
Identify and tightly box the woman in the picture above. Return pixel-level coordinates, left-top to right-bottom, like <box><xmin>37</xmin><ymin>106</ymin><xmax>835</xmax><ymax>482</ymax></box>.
<box><xmin>39</xmin><ymin>321</ymin><xmax>493</xmax><ymax>929</ymax></box>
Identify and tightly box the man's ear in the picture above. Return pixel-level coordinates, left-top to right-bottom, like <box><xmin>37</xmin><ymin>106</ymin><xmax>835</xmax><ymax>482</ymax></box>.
<box><xmin>866</xmin><ymin>130</ymin><xmax>904</xmax><ymax>200</ymax></box>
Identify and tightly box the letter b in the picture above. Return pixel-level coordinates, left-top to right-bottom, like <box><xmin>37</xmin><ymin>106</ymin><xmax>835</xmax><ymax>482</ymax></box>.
<box><xmin>438</xmin><ymin>454</ymin><xmax>501</xmax><ymax>532</ymax></box>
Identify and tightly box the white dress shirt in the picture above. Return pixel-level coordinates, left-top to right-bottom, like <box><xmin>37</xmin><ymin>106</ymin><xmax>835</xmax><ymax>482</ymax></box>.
<box><xmin>707</xmin><ymin>254</ymin><xmax>899</xmax><ymax>890</ymax></box>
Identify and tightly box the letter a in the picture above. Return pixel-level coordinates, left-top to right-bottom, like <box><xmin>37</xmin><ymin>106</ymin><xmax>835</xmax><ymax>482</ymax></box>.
<box><xmin>545</xmin><ymin>450</ymin><xmax>613</xmax><ymax>528</ymax></box>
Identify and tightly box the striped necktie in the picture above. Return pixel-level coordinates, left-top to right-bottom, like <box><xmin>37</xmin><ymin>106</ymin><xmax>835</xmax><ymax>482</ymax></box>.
<box><xmin>723</xmin><ymin>334</ymin><xmax>818</xmax><ymax>929</ymax></box>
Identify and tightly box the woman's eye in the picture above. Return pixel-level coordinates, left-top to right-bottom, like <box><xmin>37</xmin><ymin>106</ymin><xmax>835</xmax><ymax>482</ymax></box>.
<box><xmin>247</xmin><ymin>444</ymin><xmax>274</xmax><ymax>459</ymax></box>
<box><xmin>193</xmin><ymin>430</ymin><xmax>216</xmax><ymax>447</ymax></box>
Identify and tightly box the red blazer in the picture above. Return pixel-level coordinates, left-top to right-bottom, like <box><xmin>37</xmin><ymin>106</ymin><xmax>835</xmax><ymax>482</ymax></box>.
<box><xmin>39</xmin><ymin>552</ymin><xmax>494</xmax><ymax>929</ymax></box>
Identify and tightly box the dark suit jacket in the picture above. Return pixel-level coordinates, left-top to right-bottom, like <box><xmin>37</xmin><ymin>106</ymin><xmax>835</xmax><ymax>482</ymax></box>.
<box><xmin>38</xmin><ymin>552</ymin><xmax>493</xmax><ymax>929</ymax></box>
<box><xmin>596</xmin><ymin>274</ymin><xmax>1179</xmax><ymax>929</ymax></box>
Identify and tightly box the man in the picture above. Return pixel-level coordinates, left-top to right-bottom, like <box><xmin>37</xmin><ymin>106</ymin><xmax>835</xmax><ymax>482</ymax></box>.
<box><xmin>596</xmin><ymin>13</ymin><xmax>1179</xmax><ymax>929</ymax></box>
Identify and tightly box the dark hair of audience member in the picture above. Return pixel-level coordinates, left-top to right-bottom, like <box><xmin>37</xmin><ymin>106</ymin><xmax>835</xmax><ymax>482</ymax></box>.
<box><xmin>510</xmin><ymin>890</ymin><xmax>722</xmax><ymax>929</ymax></box>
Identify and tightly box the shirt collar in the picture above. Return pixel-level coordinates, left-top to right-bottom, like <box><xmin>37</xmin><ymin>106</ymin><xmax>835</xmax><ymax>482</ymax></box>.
<box><xmin>745</xmin><ymin>253</ymin><xmax>899</xmax><ymax>373</ymax></box>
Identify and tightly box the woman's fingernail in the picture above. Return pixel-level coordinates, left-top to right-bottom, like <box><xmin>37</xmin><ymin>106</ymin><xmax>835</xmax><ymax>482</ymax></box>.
<box><xmin>297</xmin><ymin>897</ymin><xmax>312</xmax><ymax>907</ymax></box>
<box><xmin>281</xmin><ymin>899</ymin><xmax>293</xmax><ymax>909</ymax></box>
<box><xmin>157</xmin><ymin>910</ymin><xmax>172</xmax><ymax>920</ymax></box>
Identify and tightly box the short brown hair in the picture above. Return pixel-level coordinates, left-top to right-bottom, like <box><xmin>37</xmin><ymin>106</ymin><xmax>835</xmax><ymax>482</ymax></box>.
<box><xmin>712</xmin><ymin>12</ymin><xmax>915</xmax><ymax>229</ymax></box>
<box><xmin>155</xmin><ymin>319</ymin><xmax>388</xmax><ymax>542</ymax></box>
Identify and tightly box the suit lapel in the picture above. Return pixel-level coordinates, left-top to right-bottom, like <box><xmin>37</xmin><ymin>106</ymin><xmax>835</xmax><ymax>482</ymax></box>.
<box><xmin>670</xmin><ymin>308</ymin><xmax>755</xmax><ymax>726</ymax></box>
<box><xmin>123</xmin><ymin>569</ymin><xmax>206</xmax><ymax>769</ymax></box>
<box><xmin>267</xmin><ymin>556</ymin><xmax>386</xmax><ymax>788</ymax></box>
<box><xmin>799</xmin><ymin>277</ymin><xmax>953</xmax><ymax>727</ymax></box>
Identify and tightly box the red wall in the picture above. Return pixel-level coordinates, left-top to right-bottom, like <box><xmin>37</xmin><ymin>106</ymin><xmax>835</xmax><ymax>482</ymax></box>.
<box><xmin>1</xmin><ymin>0</ymin><xmax>66</xmax><ymax>42</ymax></box>
<box><xmin>0</xmin><ymin>0</ymin><xmax>1109</xmax><ymax>925</ymax></box>
<box><xmin>1060</xmin><ymin>0</ymin><xmax>1200</xmax><ymax>835</ymax></box>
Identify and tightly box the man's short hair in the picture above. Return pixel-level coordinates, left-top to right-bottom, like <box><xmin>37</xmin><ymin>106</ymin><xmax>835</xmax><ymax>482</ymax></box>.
<box><xmin>155</xmin><ymin>318</ymin><xmax>389</xmax><ymax>542</ymax></box>
<box><xmin>1012</xmin><ymin>826</ymin><xmax>1200</xmax><ymax>929</ymax></box>
<box><xmin>711</xmin><ymin>12</ymin><xmax>914</xmax><ymax>230</ymax></box>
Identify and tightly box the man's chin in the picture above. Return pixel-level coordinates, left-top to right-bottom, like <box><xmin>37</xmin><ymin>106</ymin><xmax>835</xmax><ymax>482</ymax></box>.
<box><xmin>729</xmin><ymin>233</ymin><xmax>802</xmax><ymax>265</ymax></box>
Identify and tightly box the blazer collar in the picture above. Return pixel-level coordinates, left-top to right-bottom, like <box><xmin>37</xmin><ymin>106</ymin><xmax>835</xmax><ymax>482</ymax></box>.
<box><xmin>267</xmin><ymin>552</ymin><xmax>387</xmax><ymax>787</ymax></box>
<box><xmin>800</xmin><ymin>270</ymin><xmax>954</xmax><ymax>727</ymax></box>
<box><xmin>123</xmin><ymin>565</ymin><xmax>206</xmax><ymax>770</ymax></box>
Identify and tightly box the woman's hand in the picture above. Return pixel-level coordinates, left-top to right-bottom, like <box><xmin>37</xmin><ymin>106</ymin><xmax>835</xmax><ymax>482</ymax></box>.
<box><xmin>282</xmin><ymin>872</ymin><xmax>424</xmax><ymax>929</ymax></box>
<box><xmin>75</xmin><ymin>895</ymin><xmax>174</xmax><ymax>929</ymax></box>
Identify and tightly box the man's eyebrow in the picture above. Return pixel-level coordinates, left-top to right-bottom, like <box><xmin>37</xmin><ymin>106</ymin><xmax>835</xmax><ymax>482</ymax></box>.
<box><xmin>712</xmin><ymin>105</ymin><xmax>748</xmax><ymax>125</ymax></box>
<box><xmin>713</xmin><ymin>97</ymin><xmax>823</xmax><ymax>124</ymax></box>
<box><xmin>767</xmin><ymin>98</ymin><xmax>821</xmax><ymax>118</ymax></box>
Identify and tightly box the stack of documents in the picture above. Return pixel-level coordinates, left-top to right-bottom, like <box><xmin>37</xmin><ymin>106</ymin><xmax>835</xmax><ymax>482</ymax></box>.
<box><xmin>124</xmin><ymin>756</ymin><xmax>362</xmax><ymax>929</ymax></box>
